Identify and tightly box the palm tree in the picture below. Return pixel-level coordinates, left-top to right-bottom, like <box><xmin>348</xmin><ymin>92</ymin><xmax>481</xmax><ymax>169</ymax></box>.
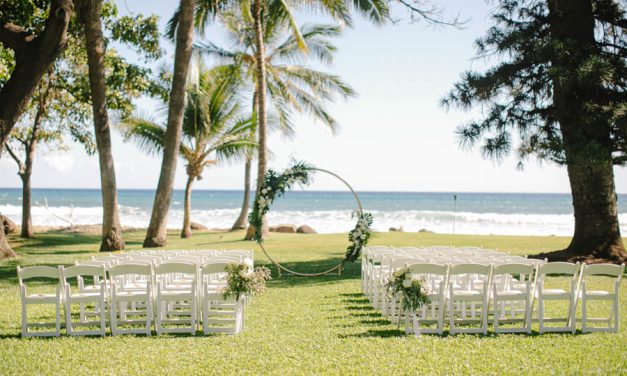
<box><xmin>78</xmin><ymin>0</ymin><xmax>125</xmax><ymax>252</ymax></box>
<box><xmin>170</xmin><ymin>0</ymin><xmax>388</xmax><ymax>238</ymax></box>
<box><xmin>122</xmin><ymin>68</ymin><xmax>255</xmax><ymax>238</ymax></box>
<box><xmin>143</xmin><ymin>0</ymin><xmax>196</xmax><ymax>247</ymax></box>
<box><xmin>196</xmin><ymin>12</ymin><xmax>358</xmax><ymax>232</ymax></box>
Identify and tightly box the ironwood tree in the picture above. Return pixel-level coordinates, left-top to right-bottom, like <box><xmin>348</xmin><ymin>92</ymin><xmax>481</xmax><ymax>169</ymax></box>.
<box><xmin>443</xmin><ymin>0</ymin><xmax>627</xmax><ymax>263</ymax></box>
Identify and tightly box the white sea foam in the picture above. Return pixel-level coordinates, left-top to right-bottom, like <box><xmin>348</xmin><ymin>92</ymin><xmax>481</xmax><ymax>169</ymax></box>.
<box><xmin>2</xmin><ymin>203</ymin><xmax>627</xmax><ymax>236</ymax></box>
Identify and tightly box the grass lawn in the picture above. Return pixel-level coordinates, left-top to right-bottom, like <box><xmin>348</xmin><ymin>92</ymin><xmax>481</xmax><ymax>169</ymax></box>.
<box><xmin>0</xmin><ymin>230</ymin><xmax>625</xmax><ymax>375</ymax></box>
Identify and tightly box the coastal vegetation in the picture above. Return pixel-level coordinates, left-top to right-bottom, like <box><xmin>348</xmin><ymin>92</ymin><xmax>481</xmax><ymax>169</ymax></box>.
<box><xmin>0</xmin><ymin>230</ymin><xmax>625</xmax><ymax>374</ymax></box>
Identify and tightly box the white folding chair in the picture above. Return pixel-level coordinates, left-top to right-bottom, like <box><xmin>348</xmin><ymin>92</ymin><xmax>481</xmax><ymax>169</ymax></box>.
<box><xmin>61</xmin><ymin>265</ymin><xmax>107</xmax><ymax>336</ymax></box>
<box><xmin>17</xmin><ymin>266</ymin><xmax>62</xmax><ymax>337</ymax></box>
<box><xmin>404</xmin><ymin>263</ymin><xmax>449</xmax><ymax>336</ymax></box>
<box><xmin>109</xmin><ymin>263</ymin><xmax>153</xmax><ymax>336</ymax></box>
<box><xmin>201</xmin><ymin>262</ymin><xmax>244</xmax><ymax>335</ymax></box>
<box><xmin>579</xmin><ymin>263</ymin><xmax>624</xmax><ymax>333</ymax></box>
<box><xmin>448</xmin><ymin>263</ymin><xmax>493</xmax><ymax>335</ymax></box>
<box><xmin>154</xmin><ymin>262</ymin><xmax>198</xmax><ymax>335</ymax></box>
<box><xmin>535</xmin><ymin>262</ymin><xmax>580</xmax><ymax>334</ymax></box>
<box><xmin>491</xmin><ymin>263</ymin><xmax>536</xmax><ymax>334</ymax></box>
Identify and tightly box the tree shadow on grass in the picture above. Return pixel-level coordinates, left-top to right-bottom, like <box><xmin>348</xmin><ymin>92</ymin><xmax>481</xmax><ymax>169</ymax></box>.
<box><xmin>339</xmin><ymin>329</ymin><xmax>405</xmax><ymax>338</ymax></box>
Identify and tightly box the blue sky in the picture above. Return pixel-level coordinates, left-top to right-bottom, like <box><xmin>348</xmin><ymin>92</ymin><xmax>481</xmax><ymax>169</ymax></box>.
<box><xmin>1</xmin><ymin>0</ymin><xmax>626</xmax><ymax>193</ymax></box>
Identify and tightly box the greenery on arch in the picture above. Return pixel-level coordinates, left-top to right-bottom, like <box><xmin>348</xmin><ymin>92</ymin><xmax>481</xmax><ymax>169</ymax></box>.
<box><xmin>248</xmin><ymin>161</ymin><xmax>372</xmax><ymax>262</ymax></box>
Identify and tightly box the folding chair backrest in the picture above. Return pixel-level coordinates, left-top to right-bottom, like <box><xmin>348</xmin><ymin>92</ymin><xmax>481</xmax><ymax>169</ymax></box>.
<box><xmin>582</xmin><ymin>263</ymin><xmax>624</xmax><ymax>278</ymax></box>
<box><xmin>493</xmin><ymin>263</ymin><xmax>535</xmax><ymax>277</ymax></box>
<box><xmin>202</xmin><ymin>262</ymin><xmax>230</xmax><ymax>275</ymax></box>
<box><xmin>538</xmin><ymin>262</ymin><xmax>579</xmax><ymax>276</ymax></box>
<box><xmin>155</xmin><ymin>262</ymin><xmax>198</xmax><ymax>275</ymax></box>
<box><xmin>63</xmin><ymin>265</ymin><xmax>107</xmax><ymax>280</ymax></box>
<box><xmin>18</xmin><ymin>266</ymin><xmax>60</xmax><ymax>281</ymax></box>
<box><xmin>110</xmin><ymin>263</ymin><xmax>152</xmax><ymax>277</ymax></box>
<box><xmin>407</xmin><ymin>263</ymin><xmax>448</xmax><ymax>276</ymax></box>
<box><xmin>450</xmin><ymin>263</ymin><xmax>492</xmax><ymax>276</ymax></box>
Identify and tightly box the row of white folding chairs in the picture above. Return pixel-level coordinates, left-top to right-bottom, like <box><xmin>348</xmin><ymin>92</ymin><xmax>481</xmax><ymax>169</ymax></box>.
<box><xmin>369</xmin><ymin>261</ymin><xmax>623</xmax><ymax>336</ymax></box>
<box><xmin>17</xmin><ymin>260</ymin><xmax>247</xmax><ymax>337</ymax></box>
<box><xmin>361</xmin><ymin>246</ymin><xmax>533</xmax><ymax>304</ymax></box>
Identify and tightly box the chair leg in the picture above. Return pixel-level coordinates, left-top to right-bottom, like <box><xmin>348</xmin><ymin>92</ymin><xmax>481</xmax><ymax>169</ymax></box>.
<box><xmin>99</xmin><ymin>298</ymin><xmax>106</xmax><ymax>337</ymax></box>
<box><xmin>64</xmin><ymin>301</ymin><xmax>73</xmax><ymax>335</ymax></box>
<box><xmin>538</xmin><ymin>298</ymin><xmax>544</xmax><ymax>334</ymax></box>
<box><xmin>581</xmin><ymin>295</ymin><xmax>587</xmax><ymax>333</ymax></box>
<box><xmin>21</xmin><ymin>302</ymin><xmax>28</xmax><ymax>337</ymax></box>
<box><xmin>55</xmin><ymin>301</ymin><xmax>61</xmax><ymax>337</ymax></box>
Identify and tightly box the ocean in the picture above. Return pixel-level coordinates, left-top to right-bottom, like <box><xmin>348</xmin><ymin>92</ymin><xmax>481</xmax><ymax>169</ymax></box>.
<box><xmin>1</xmin><ymin>188</ymin><xmax>626</xmax><ymax>236</ymax></box>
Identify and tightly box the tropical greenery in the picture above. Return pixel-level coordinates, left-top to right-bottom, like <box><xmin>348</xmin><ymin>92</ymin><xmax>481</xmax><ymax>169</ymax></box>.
<box><xmin>195</xmin><ymin>11</ymin><xmax>357</xmax><ymax>232</ymax></box>
<box><xmin>0</xmin><ymin>230</ymin><xmax>624</xmax><ymax>374</ymax></box>
<box><xmin>386</xmin><ymin>267</ymin><xmax>430</xmax><ymax>317</ymax></box>
<box><xmin>122</xmin><ymin>66</ymin><xmax>255</xmax><ymax>238</ymax></box>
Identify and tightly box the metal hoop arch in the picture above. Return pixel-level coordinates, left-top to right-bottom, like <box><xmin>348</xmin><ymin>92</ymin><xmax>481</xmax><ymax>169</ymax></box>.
<box><xmin>256</xmin><ymin>167</ymin><xmax>364</xmax><ymax>277</ymax></box>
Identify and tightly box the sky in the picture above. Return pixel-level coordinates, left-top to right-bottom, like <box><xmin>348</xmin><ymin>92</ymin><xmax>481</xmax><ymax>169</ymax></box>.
<box><xmin>1</xmin><ymin>0</ymin><xmax>627</xmax><ymax>193</ymax></box>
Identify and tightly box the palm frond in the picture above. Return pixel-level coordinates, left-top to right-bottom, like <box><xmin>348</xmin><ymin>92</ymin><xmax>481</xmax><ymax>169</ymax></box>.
<box><xmin>119</xmin><ymin>117</ymin><xmax>167</xmax><ymax>157</ymax></box>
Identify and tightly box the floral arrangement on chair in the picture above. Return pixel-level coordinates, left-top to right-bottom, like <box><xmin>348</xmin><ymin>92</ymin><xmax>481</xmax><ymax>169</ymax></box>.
<box><xmin>223</xmin><ymin>264</ymin><xmax>272</xmax><ymax>301</ymax></box>
<box><xmin>386</xmin><ymin>267</ymin><xmax>430</xmax><ymax>319</ymax></box>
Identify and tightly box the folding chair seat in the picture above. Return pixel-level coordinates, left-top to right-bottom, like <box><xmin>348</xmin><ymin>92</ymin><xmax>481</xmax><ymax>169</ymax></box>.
<box><xmin>109</xmin><ymin>263</ymin><xmax>153</xmax><ymax>335</ymax></box>
<box><xmin>448</xmin><ymin>263</ymin><xmax>493</xmax><ymax>335</ymax></box>
<box><xmin>17</xmin><ymin>266</ymin><xmax>63</xmax><ymax>337</ymax></box>
<box><xmin>491</xmin><ymin>263</ymin><xmax>536</xmax><ymax>333</ymax></box>
<box><xmin>535</xmin><ymin>262</ymin><xmax>580</xmax><ymax>334</ymax></box>
<box><xmin>579</xmin><ymin>263</ymin><xmax>624</xmax><ymax>333</ymax></box>
<box><xmin>201</xmin><ymin>262</ymin><xmax>244</xmax><ymax>334</ymax></box>
<box><xmin>403</xmin><ymin>263</ymin><xmax>449</xmax><ymax>336</ymax></box>
<box><xmin>61</xmin><ymin>265</ymin><xmax>107</xmax><ymax>336</ymax></box>
<box><xmin>154</xmin><ymin>262</ymin><xmax>198</xmax><ymax>335</ymax></box>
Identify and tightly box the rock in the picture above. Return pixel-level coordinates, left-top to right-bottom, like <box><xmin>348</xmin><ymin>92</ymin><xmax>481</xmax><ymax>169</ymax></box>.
<box><xmin>1</xmin><ymin>215</ymin><xmax>16</xmax><ymax>235</ymax></box>
<box><xmin>296</xmin><ymin>225</ymin><xmax>317</xmax><ymax>234</ymax></box>
<box><xmin>271</xmin><ymin>224</ymin><xmax>297</xmax><ymax>233</ymax></box>
<box><xmin>418</xmin><ymin>228</ymin><xmax>434</xmax><ymax>234</ymax></box>
<box><xmin>389</xmin><ymin>226</ymin><xmax>404</xmax><ymax>232</ymax></box>
<box><xmin>190</xmin><ymin>221</ymin><xmax>208</xmax><ymax>231</ymax></box>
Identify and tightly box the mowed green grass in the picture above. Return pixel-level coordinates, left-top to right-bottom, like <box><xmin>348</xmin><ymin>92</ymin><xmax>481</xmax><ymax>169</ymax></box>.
<box><xmin>0</xmin><ymin>230</ymin><xmax>626</xmax><ymax>375</ymax></box>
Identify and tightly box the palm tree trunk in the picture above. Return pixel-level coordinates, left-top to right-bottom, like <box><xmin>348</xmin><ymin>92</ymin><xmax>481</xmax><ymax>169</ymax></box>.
<box><xmin>181</xmin><ymin>175</ymin><xmax>195</xmax><ymax>238</ymax></box>
<box><xmin>20</xmin><ymin>165</ymin><xmax>33</xmax><ymax>239</ymax></box>
<box><xmin>231</xmin><ymin>157</ymin><xmax>252</xmax><ymax>230</ymax></box>
<box><xmin>232</xmin><ymin>91</ymin><xmax>258</xmax><ymax>231</ymax></box>
<box><xmin>143</xmin><ymin>0</ymin><xmax>196</xmax><ymax>247</ymax></box>
<box><xmin>80</xmin><ymin>0</ymin><xmax>125</xmax><ymax>252</ymax></box>
<box><xmin>252</xmin><ymin>0</ymin><xmax>270</xmax><ymax>239</ymax></box>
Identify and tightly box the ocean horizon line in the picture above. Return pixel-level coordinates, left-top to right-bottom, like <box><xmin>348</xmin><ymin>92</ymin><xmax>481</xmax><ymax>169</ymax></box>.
<box><xmin>0</xmin><ymin>186</ymin><xmax>590</xmax><ymax>195</ymax></box>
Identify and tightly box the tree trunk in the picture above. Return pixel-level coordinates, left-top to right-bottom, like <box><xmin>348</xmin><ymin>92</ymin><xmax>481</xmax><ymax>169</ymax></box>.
<box><xmin>181</xmin><ymin>175</ymin><xmax>195</xmax><ymax>238</ymax></box>
<box><xmin>231</xmin><ymin>158</ymin><xmax>252</xmax><ymax>231</ymax></box>
<box><xmin>0</xmin><ymin>229</ymin><xmax>17</xmax><ymax>260</ymax></box>
<box><xmin>0</xmin><ymin>0</ymin><xmax>73</xmax><ymax>153</ymax></box>
<box><xmin>532</xmin><ymin>0</ymin><xmax>627</xmax><ymax>263</ymax></box>
<box><xmin>20</xmin><ymin>172</ymin><xmax>33</xmax><ymax>239</ymax></box>
<box><xmin>79</xmin><ymin>0</ymin><xmax>125</xmax><ymax>252</ymax></box>
<box><xmin>143</xmin><ymin>0</ymin><xmax>196</xmax><ymax>247</ymax></box>
<box><xmin>252</xmin><ymin>0</ymin><xmax>270</xmax><ymax>239</ymax></box>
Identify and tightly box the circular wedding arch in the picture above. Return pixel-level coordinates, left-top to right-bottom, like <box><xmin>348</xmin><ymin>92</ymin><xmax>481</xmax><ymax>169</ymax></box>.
<box><xmin>254</xmin><ymin>166</ymin><xmax>367</xmax><ymax>277</ymax></box>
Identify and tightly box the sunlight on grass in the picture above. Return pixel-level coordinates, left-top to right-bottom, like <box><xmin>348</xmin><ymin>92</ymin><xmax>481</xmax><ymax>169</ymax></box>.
<box><xmin>0</xmin><ymin>231</ymin><xmax>625</xmax><ymax>374</ymax></box>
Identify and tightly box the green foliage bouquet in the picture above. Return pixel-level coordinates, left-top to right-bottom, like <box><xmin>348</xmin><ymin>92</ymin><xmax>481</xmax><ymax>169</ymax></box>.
<box><xmin>223</xmin><ymin>264</ymin><xmax>272</xmax><ymax>301</ymax></box>
<box><xmin>386</xmin><ymin>267</ymin><xmax>430</xmax><ymax>315</ymax></box>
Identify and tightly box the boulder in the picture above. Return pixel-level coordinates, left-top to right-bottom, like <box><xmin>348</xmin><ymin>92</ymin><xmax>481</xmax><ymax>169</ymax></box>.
<box><xmin>271</xmin><ymin>224</ymin><xmax>297</xmax><ymax>233</ymax></box>
<box><xmin>296</xmin><ymin>225</ymin><xmax>317</xmax><ymax>234</ymax></box>
<box><xmin>389</xmin><ymin>226</ymin><xmax>404</xmax><ymax>232</ymax></box>
<box><xmin>418</xmin><ymin>228</ymin><xmax>434</xmax><ymax>234</ymax></box>
<box><xmin>1</xmin><ymin>215</ymin><xmax>16</xmax><ymax>235</ymax></box>
<box><xmin>190</xmin><ymin>221</ymin><xmax>208</xmax><ymax>231</ymax></box>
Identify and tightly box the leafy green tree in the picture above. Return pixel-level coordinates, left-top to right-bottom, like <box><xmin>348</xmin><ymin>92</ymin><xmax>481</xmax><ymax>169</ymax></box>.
<box><xmin>443</xmin><ymin>0</ymin><xmax>627</xmax><ymax>263</ymax></box>
<box><xmin>0</xmin><ymin>0</ymin><xmax>74</xmax><ymax>259</ymax></box>
<box><xmin>122</xmin><ymin>67</ymin><xmax>255</xmax><ymax>238</ymax></box>
<box><xmin>1</xmin><ymin>0</ymin><xmax>164</xmax><ymax>250</ymax></box>
<box><xmin>196</xmin><ymin>13</ymin><xmax>356</xmax><ymax>232</ymax></box>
